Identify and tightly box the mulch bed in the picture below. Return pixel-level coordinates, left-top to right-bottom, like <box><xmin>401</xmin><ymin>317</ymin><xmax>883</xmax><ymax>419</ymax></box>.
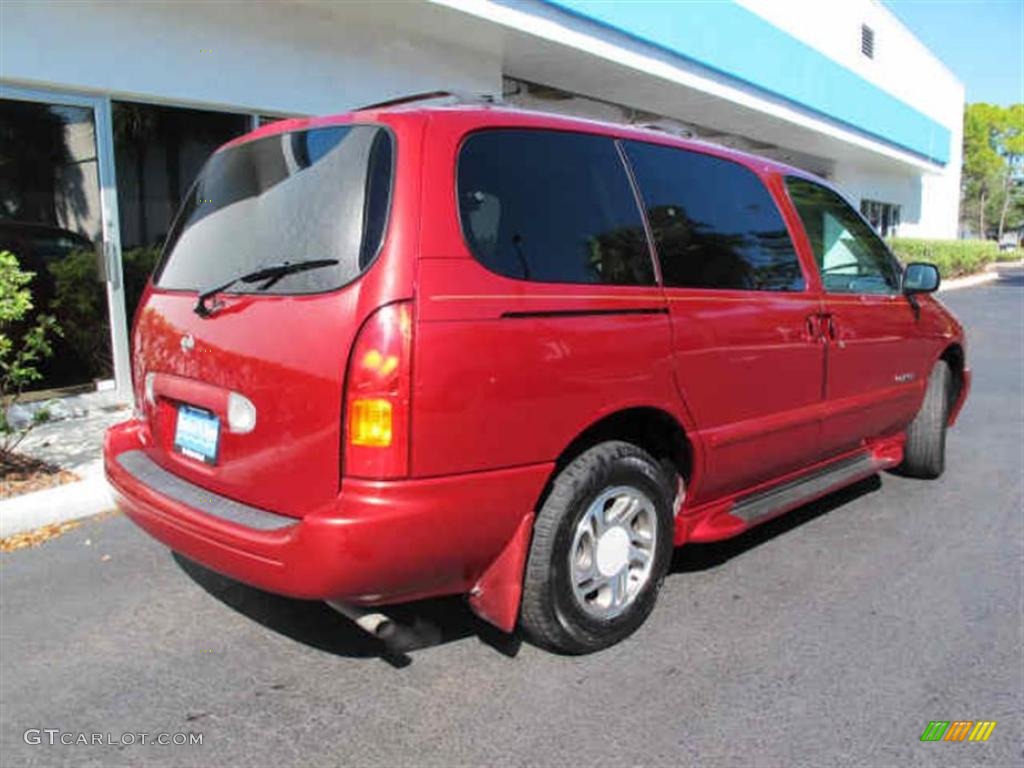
<box><xmin>0</xmin><ymin>452</ymin><xmax>80</xmax><ymax>500</ymax></box>
<box><xmin>0</xmin><ymin>520</ymin><xmax>82</xmax><ymax>553</ymax></box>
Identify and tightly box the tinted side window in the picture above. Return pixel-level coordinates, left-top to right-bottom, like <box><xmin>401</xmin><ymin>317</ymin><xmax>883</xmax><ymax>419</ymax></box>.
<box><xmin>785</xmin><ymin>177</ymin><xmax>900</xmax><ymax>294</ymax></box>
<box><xmin>457</xmin><ymin>130</ymin><xmax>654</xmax><ymax>285</ymax></box>
<box><xmin>623</xmin><ymin>141</ymin><xmax>804</xmax><ymax>291</ymax></box>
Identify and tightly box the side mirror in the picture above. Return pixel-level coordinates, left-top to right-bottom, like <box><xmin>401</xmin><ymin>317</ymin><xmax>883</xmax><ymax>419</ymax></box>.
<box><xmin>903</xmin><ymin>262</ymin><xmax>940</xmax><ymax>294</ymax></box>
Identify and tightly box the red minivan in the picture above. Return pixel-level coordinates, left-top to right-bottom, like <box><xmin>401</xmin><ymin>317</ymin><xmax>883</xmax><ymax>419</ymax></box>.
<box><xmin>105</xmin><ymin>97</ymin><xmax>969</xmax><ymax>653</ymax></box>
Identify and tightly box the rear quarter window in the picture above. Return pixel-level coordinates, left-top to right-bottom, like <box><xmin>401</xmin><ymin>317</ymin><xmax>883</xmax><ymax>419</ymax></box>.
<box><xmin>155</xmin><ymin>124</ymin><xmax>393</xmax><ymax>294</ymax></box>
<box><xmin>457</xmin><ymin>129</ymin><xmax>654</xmax><ymax>286</ymax></box>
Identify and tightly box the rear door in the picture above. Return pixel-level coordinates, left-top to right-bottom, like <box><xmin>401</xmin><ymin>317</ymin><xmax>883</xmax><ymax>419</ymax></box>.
<box><xmin>784</xmin><ymin>177</ymin><xmax>930</xmax><ymax>458</ymax></box>
<box><xmin>133</xmin><ymin>122</ymin><xmax>398</xmax><ymax>516</ymax></box>
<box><xmin>622</xmin><ymin>142</ymin><xmax>824</xmax><ymax>502</ymax></box>
<box><xmin>414</xmin><ymin>125</ymin><xmax>677</xmax><ymax>477</ymax></box>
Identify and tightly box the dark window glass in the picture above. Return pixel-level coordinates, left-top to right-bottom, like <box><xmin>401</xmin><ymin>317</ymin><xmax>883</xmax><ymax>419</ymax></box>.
<box><xmin>457</xmin><ymin>129</ymin><xmax>653</xmax><ymax>285</ymax></box>
<box><xmin>623</xmin><ymin>141</ymin><xmax>804</xmax><ymax>291</ymax></box>
<box><xmin>156</xmin><ymin>125</ymin><xmax>393</xmax><ymax>294</ymax></box>
<box><xmin>0</xmin><ymin>98</ymin><xmax>112</xmax><ymax>391</ymax></box>
<box><xmin>786</xmin><ymin>177</ymin><xmax>900</xmax><ymax>294</ymax></box>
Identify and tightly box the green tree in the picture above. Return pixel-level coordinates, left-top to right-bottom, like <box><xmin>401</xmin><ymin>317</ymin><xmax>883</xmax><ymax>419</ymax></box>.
<box><xmin>961</xmin><ymin>103</ymin><xmax>1024</xmax><ymax>240</ymax></box>
<box><xmin>995</xmin><ymin>104</ymin><xmax>1024</xmax><ymax>240</ymax></box>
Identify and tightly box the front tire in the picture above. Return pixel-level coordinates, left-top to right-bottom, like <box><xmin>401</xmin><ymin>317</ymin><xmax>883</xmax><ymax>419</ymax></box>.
<box><xmin>901</xmin><ymin>360</ymin><xmax>952</xmax><ymax>479</ymax></box>
<box><xmin>519</xmin><ymin>441</ymin><xmax>675</xmax><ymax>654</ymax></box>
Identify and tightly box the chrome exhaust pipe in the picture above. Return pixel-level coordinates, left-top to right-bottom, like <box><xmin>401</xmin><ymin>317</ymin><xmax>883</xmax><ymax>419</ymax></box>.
<box><xmin>326</xmin><ymin>601</ymin><xmax>429</xmax><ymax>650</ymax></box>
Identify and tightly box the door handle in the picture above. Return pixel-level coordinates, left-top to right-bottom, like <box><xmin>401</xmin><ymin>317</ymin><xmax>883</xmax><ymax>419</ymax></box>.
<box><xmin>825</xmin><ymin>315</ymin><xmax>837</xmax><ymax>341</ymax></box>
<box><xmin>822</xmin><ymin>314</ymin><xmax>845</xmax><ymax>347</ymax></box>
<box><xmin>808</xmin><ymin>314</ymin><xmax>840</xmax><ymax>345</ymax></box>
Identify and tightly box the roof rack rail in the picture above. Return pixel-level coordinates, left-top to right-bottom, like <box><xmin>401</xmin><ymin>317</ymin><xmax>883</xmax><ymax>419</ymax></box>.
<box><xmin>357</xmin><ymin>90</ymin><xmax>499</xmax><ymax>111</ymax></box>
<box><xmin>635</xmin><ymin>121</ymin><xmax>694</xmax><ymax>139</ymax></box>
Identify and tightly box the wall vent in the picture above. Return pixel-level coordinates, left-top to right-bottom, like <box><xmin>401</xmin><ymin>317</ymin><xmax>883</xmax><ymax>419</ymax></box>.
<box><xmin>861</xmin><ymin>24</ymin><xmax>875</xmax><ymax>58</ymax></box>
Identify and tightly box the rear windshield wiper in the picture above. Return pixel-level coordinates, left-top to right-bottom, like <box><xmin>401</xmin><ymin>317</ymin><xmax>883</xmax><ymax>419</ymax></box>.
<box><xmin>194</xmin><ymin>259</ymin><xmax>338</xmax><ymax>317</ymax></box>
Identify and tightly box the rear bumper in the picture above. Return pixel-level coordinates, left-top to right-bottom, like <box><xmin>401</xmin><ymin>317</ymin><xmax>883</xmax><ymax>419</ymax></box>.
<box><xmin>104</xmin><ymin>420</ymin><xmax>550</xmax><ymax>606</ymax></box>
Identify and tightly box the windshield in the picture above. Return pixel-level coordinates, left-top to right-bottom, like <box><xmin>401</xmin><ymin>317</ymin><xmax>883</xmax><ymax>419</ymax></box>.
<box><xmin>155</xmin><ymin>124</ymin><xmax>393</xmax><ymax>295</ymax></box>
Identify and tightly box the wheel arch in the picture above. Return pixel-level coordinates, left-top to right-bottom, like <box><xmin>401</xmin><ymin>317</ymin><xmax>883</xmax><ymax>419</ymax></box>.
<box><xmin>548</xmin><ymin>406</ymin><xmax>696</xmax><ymax>509</ymax></box>
<box><xmin>469</xmin><ymin>406</ymin><xmax>696</xmax><ymax>634</ymax></box>
<box><xmin>939</xmin><ymin>342</ymin><xmax>966</xmax><ymax>414</ymax></box>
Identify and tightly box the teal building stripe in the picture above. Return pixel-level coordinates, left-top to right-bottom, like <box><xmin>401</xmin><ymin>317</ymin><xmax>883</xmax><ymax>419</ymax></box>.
<box><xmin>542</xmin><ymin>0</ymin><xmax>951</xmax><ymax>164</ymax></box>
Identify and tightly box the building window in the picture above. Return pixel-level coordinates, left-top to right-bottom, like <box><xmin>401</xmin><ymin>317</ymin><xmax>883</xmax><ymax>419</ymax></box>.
<box><xmin>0</xmin><ymin>98</ymin><xmax>113</xmax><ymax>393</ymax></box>
<box><xmin>860</xmin><ymin>199</ymin><xmax>901</xmax><ymax>238</ymax></box>
<box><xmin>861</xmin><ymin>24</ymin><xmax>875</xmax><ymax>58</ymax></box>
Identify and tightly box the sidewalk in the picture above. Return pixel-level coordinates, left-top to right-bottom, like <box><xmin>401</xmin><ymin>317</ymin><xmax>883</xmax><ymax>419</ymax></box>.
<box><xmin>0</xmin><ymin>394</ymin><xmax>128</xmax><ymax>538</ymax></box>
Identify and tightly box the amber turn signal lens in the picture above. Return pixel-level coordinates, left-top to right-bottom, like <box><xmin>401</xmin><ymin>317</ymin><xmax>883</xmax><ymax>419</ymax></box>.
<box><xmin>349</xmin><ymin>398</ymin><xmax>393</xmax><ymax>447</ymax></box>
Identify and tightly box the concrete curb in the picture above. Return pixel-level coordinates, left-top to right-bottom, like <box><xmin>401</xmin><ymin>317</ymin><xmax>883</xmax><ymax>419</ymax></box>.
<box><xmin>939</xmin><ymin>261</ymin><xmax>1023</xmax><ymax>292</ymax></box>
<box><xmin>0</xmin><ymin>463</ymin><xmax>114</xmax><ymax>539</ymax></box>
<box><xmin>937</xmin><ymin>270</ymin><xmax>1001</xmax><ymax>292</ymax></box>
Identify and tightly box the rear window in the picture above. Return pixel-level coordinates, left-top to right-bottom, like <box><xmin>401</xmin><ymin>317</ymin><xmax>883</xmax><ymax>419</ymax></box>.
<box><xmin>155</xmin><ymin>125</ymin><xmax>393</xmax><ymax>294</ymax></box>
<box><xmin>457</xmin><ymin>129</ymin><xmax>654</xmax><ymax>286</ymax></box>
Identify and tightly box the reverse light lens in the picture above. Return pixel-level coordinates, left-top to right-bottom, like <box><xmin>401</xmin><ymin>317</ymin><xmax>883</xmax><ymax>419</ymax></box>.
<box><xmin>349</xmin><ymin>398</ymin><xmax>393</xmax><ymax>446</ymax></box>
<box><xmin>227</xmin><ymin>391</ymin><xmax>257</xmax><ymax>434</ymax></box>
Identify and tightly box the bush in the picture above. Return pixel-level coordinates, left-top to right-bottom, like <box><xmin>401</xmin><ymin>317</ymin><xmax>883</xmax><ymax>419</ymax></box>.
<box><xmin>47</xmin><ymin>247</ymin><xmax>112</xmax><ymax>380</ymax></box>
<box><xmin>0</xmin><ymin>251</ymin><xmax>61</xmax><ymax>457</ymax></box>
<box><xmin>46</xmin><ymin>245</ymin><xmax>161</xmax><ymax>382</ymax></box>
<box><xmin>887</xmin><ymin>238</ymin><xmax>1002</xmax><ymax>279</ymax></box>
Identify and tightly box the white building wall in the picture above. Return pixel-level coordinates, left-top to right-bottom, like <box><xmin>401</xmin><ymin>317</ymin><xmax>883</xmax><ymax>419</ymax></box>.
<box><xmin>1</xmin><ymin>0</ymin><xmax>962</xmax><ymax>238</ymax></box>
<box><xmin>0</xmin><ymin>0</ymin><xmax>501</xmax><ymax>116</ymax></box>
<box><xmin>738</xmin><ymin>0</ymin><xmax>964</xmax><ymax>238</ymax></box>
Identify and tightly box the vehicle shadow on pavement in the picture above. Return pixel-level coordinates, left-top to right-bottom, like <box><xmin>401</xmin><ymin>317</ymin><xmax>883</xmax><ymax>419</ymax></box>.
<box><xmin>174</xmin><ymin>554</ymin><xmax>521</xmax><ymax>668</ymax></box>
<box><xmin>174</xmin><ymin>476</ymin><xmax>883</xmax><ymax>665</ymax></box>
<box><xmin>670</xmin><ymin>474</ymin><xmax>882</xmax><ymax>574</ymax></box>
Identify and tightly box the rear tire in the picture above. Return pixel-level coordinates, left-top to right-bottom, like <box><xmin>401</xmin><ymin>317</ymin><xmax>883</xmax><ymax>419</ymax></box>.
<box><xmin>901</xmin><ymin>360</ymin><xmax>952</xmax><ymax>479</ymax></box>
<box><xmin>519</xmin><ymin>441</ymin><xmax>675</xmax><ymax>654</ymax></box>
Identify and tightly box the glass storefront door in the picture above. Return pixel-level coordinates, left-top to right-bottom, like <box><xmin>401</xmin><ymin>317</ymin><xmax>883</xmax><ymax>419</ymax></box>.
<box><xmin>0</xmin><ymin>88</ymin><xmax>129</xmax><ymax>397</ymax></box>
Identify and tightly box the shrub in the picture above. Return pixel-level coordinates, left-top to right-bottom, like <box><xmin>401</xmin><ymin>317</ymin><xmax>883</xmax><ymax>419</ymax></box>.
<box><xmin>47</xmin><ymin>247</ymin><xmax>112</xmax><ymax>380</ymax></box>
<box><xmin>46</xmin><ymin>245</ymin><xmax>161</xmax><ymax>381</ymax></box>
<box><xmin>887</xmin><ymin>238</ymin><xmax>1002</xmax><ymax>279</ymax></box>
<box><xmin>0</xmin><ymin>251</ymin><xmax>62</xmax><ymax>457</ymax></box>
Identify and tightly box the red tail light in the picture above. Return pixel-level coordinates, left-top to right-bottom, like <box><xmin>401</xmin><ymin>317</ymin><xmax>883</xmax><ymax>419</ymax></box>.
<box><xmin>344</xmin><ymin>301</ymin><xmax>412</xmax><ymax>479</ymax></box>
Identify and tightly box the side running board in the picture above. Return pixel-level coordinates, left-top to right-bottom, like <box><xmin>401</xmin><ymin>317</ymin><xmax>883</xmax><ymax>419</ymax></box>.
<box><xmin>731</xmin><ymin>453</ymin><xmax>883</xmax><ymax>525</ymax></box>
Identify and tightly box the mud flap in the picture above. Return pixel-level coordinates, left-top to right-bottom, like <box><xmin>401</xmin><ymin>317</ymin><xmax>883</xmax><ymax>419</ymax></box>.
<box><xmin>467</xmin><ymin>512</ymin><xmax>535</xmax><ymax>632</ymax></box>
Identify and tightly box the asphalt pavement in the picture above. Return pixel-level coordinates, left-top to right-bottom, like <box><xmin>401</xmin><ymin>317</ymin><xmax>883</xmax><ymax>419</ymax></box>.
<box><xmin>1</xmin><ymin>267</ymin><xmax>1021</xmax><ymax>768</ymax></box>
